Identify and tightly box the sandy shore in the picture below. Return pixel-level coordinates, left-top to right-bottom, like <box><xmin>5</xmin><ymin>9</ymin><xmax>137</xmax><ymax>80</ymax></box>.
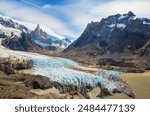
<box><xmin>29</xmin><ymin>88</ymin><xmax>59</xmax><ymax>95</ymax></box>
<box><xmin>106</xmin><ymin>71</ymin><xmax>150</xmax><ymax>99</ymax></box>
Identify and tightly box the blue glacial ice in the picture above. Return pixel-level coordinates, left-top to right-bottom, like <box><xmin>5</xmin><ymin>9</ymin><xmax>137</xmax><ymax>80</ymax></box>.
<box><xmin>31</xmin><ymin>55</ymin><xmax>123</xmax><ymax>92</ymax></box>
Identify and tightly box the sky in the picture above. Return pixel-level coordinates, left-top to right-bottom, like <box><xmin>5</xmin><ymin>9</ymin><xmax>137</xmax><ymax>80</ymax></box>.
<box><xmin>0</xmin><ymin>0</ymin><xmax>150</xmax><ymax>38</ymax></box>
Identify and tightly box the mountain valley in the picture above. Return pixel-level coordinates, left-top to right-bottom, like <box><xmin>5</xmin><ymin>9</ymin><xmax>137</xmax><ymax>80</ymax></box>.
<box><xmin>0</xmin><ymin>12</ymin><xmax>150</xmax><ymax>99</ymax></box>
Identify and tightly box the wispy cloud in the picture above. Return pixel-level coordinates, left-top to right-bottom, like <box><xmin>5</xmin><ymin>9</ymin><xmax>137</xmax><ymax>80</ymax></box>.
<box><xmin>0</xmin><ymin>0</ymin><xmax>76</xmax><ymax>37</ymax></box>
<box><xmin>0</xmin><ymin>0</ymin><xmax>150</xmax><ymax>38</ymax></box>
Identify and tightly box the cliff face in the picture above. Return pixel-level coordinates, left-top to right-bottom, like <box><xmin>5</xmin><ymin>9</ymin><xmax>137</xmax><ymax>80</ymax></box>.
<box><xmin>64</xmin><ymin>12</ymin><xmax>150</xmax><ymax>69</ymax></box>
<box><xmin>1</xmin><ymin>32</ymin><xmax>39</xmax><ymax>51</ymax></box>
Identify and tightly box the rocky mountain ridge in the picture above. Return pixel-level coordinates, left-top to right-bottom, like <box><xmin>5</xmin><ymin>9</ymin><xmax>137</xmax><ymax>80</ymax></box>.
<box><xmin>0</xmin><ymin>15</ymin><xmax>72</xmax><ymax>52</ymax></box>
<box><xmin>64</xmin><ymin>11</ymin><xmax>150</xmax><ymax>70</ymax></box>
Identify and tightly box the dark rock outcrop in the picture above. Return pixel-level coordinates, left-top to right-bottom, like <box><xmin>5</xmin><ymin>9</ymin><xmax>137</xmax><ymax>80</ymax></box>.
<box><xmin>1</xmin><ymin>31</ymin><xmax>43</xmax><ymax>51</ymax></box>
<box><xmin>0</xmin><ymin>63</ymin><xmax>15</xmax><ymax>75</ymax></box>
<box><xmin>96</xmin><ymin>88</ymin><xmax>112</xmax><ymax>98</ymax></box>
<box><xmin>51</xmin><ymin>81</ymin><xmax>91</xmax><ymax>98</ymax></box>
<box><xmin>0</xmin><ymin>58</ymin><xmax>33</xmax><ymax>75</ymax></box>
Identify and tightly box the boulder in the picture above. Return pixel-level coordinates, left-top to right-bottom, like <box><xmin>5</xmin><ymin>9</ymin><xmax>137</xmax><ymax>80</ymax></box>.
<box><xmin>96</xmin><ymin>88</ymin><xmax>112</xmax><ymax>98</ymax></box>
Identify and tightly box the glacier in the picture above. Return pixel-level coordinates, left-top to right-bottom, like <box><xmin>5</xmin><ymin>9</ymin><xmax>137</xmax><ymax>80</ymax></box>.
<box><xmin>30</xmin><ymin>55</ymin><xmax>123</xmax><ymax>92</ymax></box>
<box><xmin>0</xmin><ymin>44</ymin><xmax>123</xmax><ymax>92</ymax></box>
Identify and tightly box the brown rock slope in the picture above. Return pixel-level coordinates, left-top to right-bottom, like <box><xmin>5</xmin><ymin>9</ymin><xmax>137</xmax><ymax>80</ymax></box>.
<box><xmin>0</xmin><ymin>72</ymin><xmax>87</xmax><ymax>99</ymax></box>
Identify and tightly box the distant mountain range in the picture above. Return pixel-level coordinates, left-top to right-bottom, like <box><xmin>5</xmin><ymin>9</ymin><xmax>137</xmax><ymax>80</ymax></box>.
<box><xmin>64</xmin><ymin>11</ymin><xmax>150</xmax><ymax>70</ymax></box>
<box><xmin>0</xmin><ymin>15</ymin><xmax>72</xmax><ymax>51</ymax></box>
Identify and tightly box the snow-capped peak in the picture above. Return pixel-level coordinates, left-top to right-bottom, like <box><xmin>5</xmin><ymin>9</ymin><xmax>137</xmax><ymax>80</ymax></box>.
<box><xmin>15</xmin><ymin>21</ymin><xmax>65</xmax><ymax>40</ymax></box>
<box><xmin>143</xmin><ymin>21</ymin><xmax>150</xmax><ymax>25</ymax></box>
<box><xmin>118</xmin><ymin>11</ymin><xmax>136</xmax><ymax>21</ymax></box>
<box><xmin>0</xmin><ymin>14</ymin><xmax>65</xmax><ymax>40</ymax></box>
<box><xmin>0</xmin><ymin>14</ymin><xmax>72</xmax><ymax>49</ymax></box>
<box><xmin>17</xmin><ymin>21</ymin><xmax>65</xmax><ymax>40</ymax></box>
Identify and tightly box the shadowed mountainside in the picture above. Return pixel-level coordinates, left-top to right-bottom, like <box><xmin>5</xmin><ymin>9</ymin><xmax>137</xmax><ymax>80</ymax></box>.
<box><xmin>64</xmin><ymin>11</ymin><xmax>150</xmax><ymax>71</ymax></box>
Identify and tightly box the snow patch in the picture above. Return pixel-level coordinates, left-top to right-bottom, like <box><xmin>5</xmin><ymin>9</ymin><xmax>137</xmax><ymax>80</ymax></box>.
<box><xmin>0</xmin><ymin>24</ymin><xmax>21</xmax><ymax>37</ymax></box>
<box><xmin>34</xmin><ymin>40</ymin><xmax>50</xmax><ymax>48</ymax></box>
<box><xmin>143</xmin><ymin>21</ymin><xmax>150</xmax><ymax>25</ymax></box>
<box><xmin>118</xmin><ymin>15</ymin><xmax>128</xmax><ymax>20</ymax></box>
<box><xmin>116</xmin><ymin>24</ymin><xmax>126</xmax><ymax>28</ymax></box>
<box><xmin>108</xmin><ymin>24</ymin><xmax>116</xmax><ymax>28</ymax></box>
<box><xmin>108</xmin><ymin>23</ymin><xmax>126</xmax><ymax>29</ymax></box>
<box><xmin>97</xmin><ymin>33</ymin><xmax>101</xmax><ymax>37</ymax></box>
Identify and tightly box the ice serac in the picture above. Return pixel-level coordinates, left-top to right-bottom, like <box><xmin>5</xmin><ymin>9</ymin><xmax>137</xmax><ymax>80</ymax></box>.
<box><xmin>64</xmin><ymin>11</ymin><xmax>150</xmax><ymax>70</ymax></box>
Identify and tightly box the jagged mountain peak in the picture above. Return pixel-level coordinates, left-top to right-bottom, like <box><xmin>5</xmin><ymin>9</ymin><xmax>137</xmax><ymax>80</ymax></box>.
<box><xmin>34</xmin><ymin>24</ymin><xmax>40</xmax><ymax>33</ymax></box>
<box><xmin>65</xmin><ymin>11</ymin><xmax>150</xmax><ymax>68</ymax></box>
<box><xmin>34</xmin><ymin>24</ymin><xmax>46</xmax><ymax>34</ymax></box>
<box><xmin>127</xmin><ymin>11</ymin><xmax>135</xmax><ymax>17</ymax></box>
<box><xmin>33</xmin><ymin>24</ymin><xmax>47</xmax><ymax>38</ymax></box>
<box><xmin>0</xmin><ymin>15</ymin><xmax>63</xmax><ymax>51</ymax></box>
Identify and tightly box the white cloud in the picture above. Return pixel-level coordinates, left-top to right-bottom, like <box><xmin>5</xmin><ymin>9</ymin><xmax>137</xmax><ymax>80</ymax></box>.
<box><xmin>0</xmin><ymin>0</ymin><xmax>150</xmax><ymax>38</ymax></box>
<box><xmin>42</xmin><ymin>4</ymin><xmax>54</xmax><ymax>9</ymax></box>
<box><xmin>0</xmin><ymin>0</ymin><xmax>76</xmax><ymax>37</ymax></box>
<box><xmin>90</xmin><ymin>0</ymin><xmax>150</xmax><ymax>18</ymax></box>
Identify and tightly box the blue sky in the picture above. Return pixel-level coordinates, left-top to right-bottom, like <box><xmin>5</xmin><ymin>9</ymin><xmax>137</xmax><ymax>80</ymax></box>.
<box><xmin>0</xmin><ymin>0</ymin><xmax>150</xmax><ymax>38</ymax></box>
